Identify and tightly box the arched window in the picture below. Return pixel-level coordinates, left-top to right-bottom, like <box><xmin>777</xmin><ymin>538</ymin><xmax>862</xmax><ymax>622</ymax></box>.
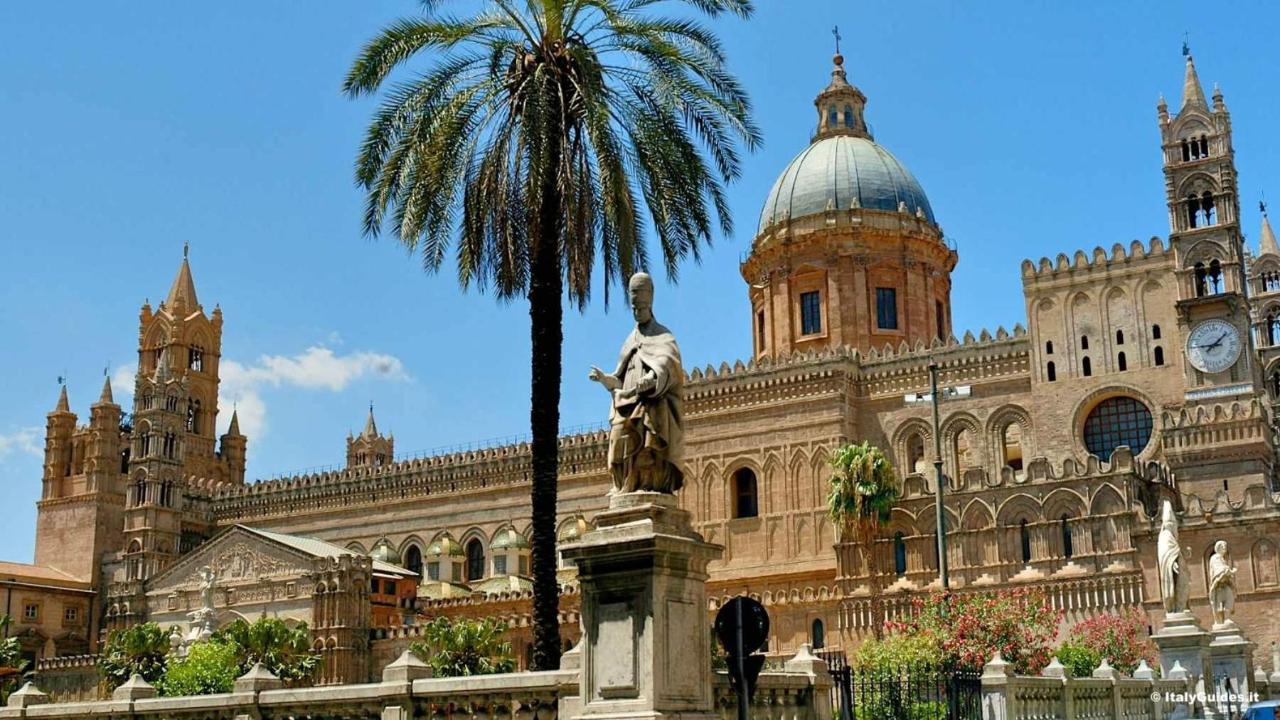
<box><xmin>1019</xmin><ymin>520</ymin><xmax>1032</xmax><ymax>564</ymax></box>
<box><xmin>1080</xmin><ymin>335</ymin><xmax>1089</xmax><ymax>350</ymax></box>
<box><xmin>1082</xmin><ymin>357</ymin><xmax>1092</xmax><ymax>377</ymax></box>
<box><xmin>1187</xmin><ymin>196</ymin><xmax>1202</xmax><ymax>229</ymax></box>
<box><xmin>842</xmin><ymin>105</ymin><xmax>854</xmax><ymax>128</ymax></box>
<box><xmin>1046</xmin><ymin>362</ymin><xmax>1056</xmax><ymax>382</ymax></box>
<box><xmin>1152</xmin><ymin>324</ymin><xmax>1161</xmax><ymax>340</ymax></box>
<box><xmin>1268</xmin><ymin>312</ymin><xmax>1280</xmax><ymax>346</ymax></box>
<box><xmin>1045</xmin><ymin>340</ymin><xmax>1054</xmax><ymax>355</ymax></box>
<box><xmin>893</xmin><ymin>532</ymin><xmax>907</xmax><ymax>576</ymax></box>
<box><xmin>811</xmin><ymin>619</ymin><xmax>825</xmax><ymax>649</ymax></box>
<box><xmin>1265</xmin><ymin>273</ymin><xmax>1280</xmax><ymax>293</ymax></box>
<box><xmin>1154</xmin><ymin>347</ymin><xmax>1165</xmax><ymax>366</ymax></box>
<box><xmin>1115</xmin><ymin>329</ymin><xmax>1124</xmax><ymax>346</ymax></box>
<box><xmin>1208</xmin><ymin>259</ymin><xmax>1224</xmax><ymax>294</ymax></box>
<box><xmin>1001</xmin><ymin>423</ymin><xmax>1024</xmax><ymax>472</ymax></box>
<box><xmin>1060</xmin><ymin>515</ymin><xmax>1074</xmax><ymax>559</ymax></box>
<box><xmin>827</xmin><ymin>105</ymin><xmax>839</xmax><ymax>128</ymax></box>
<box><xmin>1180</xmin><ymin>140</ymin><xmax>1191</xmax><ymax>162</ymax></box>
<box><xmin>186</xmin><ymin>399</ymin><xmax>199</xmax><ymax>433</ymax></box>
<box><xmin>906</xmin><ymin>432</ymin><xmax>926</xmax><ymax>474</ymax></box>
<box><xmin>1203</xmin><ymin>192</ymin><xmax>1217</xmax><ymax>225</ymax></box>
<box><xmin>1117</xmin><ymin>352</ymin><xmax>1127</xmax><ymax>372</ymax></box>
<box><xmin>953</xmin><ymin>428</ymin><xmax>973</xmax><ymax>475</ymax></box>
<box><xmin>1083</xmin><ymin>396</ymin><xmax>1154</xmax><ymax>458</ymax></box>
<box><xmin>1272</xmin><ymin>370</ymin><xmax>1280</xmax><ymax>398</ymax></box>
<box><xmin>465</xmin><ymin>539</ymin><xmax>485</xmax><ymax>582</ymax></box>
<box><xmin>732</xmin><ymin>469</ymin><xmax>758</xmax><ymax>519</ymax></box>
<box><xmin>1199</xmin><ymin>135</ymin><xmax>1209</xmax><ymax>158</ymax></box>
<box><xmin>405</xmin><ymin>545</ymin><xmax>423</xmax><ymax>576</ymax></box>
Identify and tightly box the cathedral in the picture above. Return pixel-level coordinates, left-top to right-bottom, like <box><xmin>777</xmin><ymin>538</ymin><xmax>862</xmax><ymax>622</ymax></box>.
<box><xmin>16</xmin><ymin>50</ymin><xmax>1280</xmax><ymax>691</ymax></box>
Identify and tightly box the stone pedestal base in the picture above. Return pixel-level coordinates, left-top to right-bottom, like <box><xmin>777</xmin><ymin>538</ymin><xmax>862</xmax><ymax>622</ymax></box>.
<box><xmin>1154</xmin><ymin>612</ymin><xmax>1219</xmax><ymax>719</ymax></box>
<box><xmin>1209</xmin><ymin>622</ymin><xmax>1255</xmax><ymax>710</ymax></box>
<box><xmin>562</xmin><ymin>492</ymin><xmax>723</xmax><ymax>720</ymax></box>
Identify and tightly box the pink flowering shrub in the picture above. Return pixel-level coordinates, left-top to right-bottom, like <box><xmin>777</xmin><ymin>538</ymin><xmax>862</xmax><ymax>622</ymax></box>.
<box><xmin>1057</xmin><ymin>607</ymin><xmax>1156</xmax><ymax>676</ymax></box>
<box><xmin>876</xmin><ymin>589</ymin><xmax>1061</xmax><ymax>674</ymax></box>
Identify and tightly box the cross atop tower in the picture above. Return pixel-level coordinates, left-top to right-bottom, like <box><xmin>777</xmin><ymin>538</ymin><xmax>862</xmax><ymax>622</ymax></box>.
<box><xmin>832</xmin><ymin>25</ymin><xmax>842</xmax><ymax>56</ymax></box>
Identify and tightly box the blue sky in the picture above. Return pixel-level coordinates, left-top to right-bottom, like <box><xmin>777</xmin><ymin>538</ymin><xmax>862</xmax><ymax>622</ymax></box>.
<box><xmin>2</xmin><ymin>1</ymin><xmax>1277</xmax><ymax>562</ymax></box>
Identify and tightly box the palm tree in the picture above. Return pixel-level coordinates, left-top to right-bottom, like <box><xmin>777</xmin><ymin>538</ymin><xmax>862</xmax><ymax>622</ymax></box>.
<box><xmin>100</xmin><ymin>622</ymin><xmax>171</xmax><ymax>689</ymax></box>
<box><xmin>344</xmin><ymin>0</ymin><xmax>759</xmax><ymax>669</ymax></box>
<box><xmin>826</xmin><ymin>442</ymin><xmax>900</xmax><ymax>638</ymax></box>
<box><xmin>213</xmin><ymin>618</ymin><xmax>319</xmax><ymax>684</ymax></box>
<box><xmin>409</xmin><ymin>617</ymin><xmax>516</xmax><ymax>677</ymax></box>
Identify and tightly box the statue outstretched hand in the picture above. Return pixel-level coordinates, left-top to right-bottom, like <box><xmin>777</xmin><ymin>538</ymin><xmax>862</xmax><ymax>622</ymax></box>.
<box><xmin>589</xmin><ymin>366</ymin><xmax>620</xmax><ymax>392</ymax></box>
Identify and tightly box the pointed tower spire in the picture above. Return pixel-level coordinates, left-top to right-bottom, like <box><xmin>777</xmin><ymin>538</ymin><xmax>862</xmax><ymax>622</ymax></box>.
<box><xmin>1180</xmin><ymin>54</ymin><xmax>1207</xmax><ymax>111</ymax></box>
<box><xmin>1261</xmin><ymin>206</ymin><xmax>1279</xmax><ymax>257</ymax></box>
<box><xmin>53</xmin><ymin>384</ymin><xmax>70</xmax><ymax>413</ymax></box>
<box><xmin>362</xmin><ymin>403</ymin><xmax>378</xmax><ymax>439</ymax></box>
<box><xmin>227</xmin><ymin>408</ymin><xmax>242</xmax><ymax>437</ymax></box>
<box><xmin>166</xmin><ymin>243</ymin><xmax>200</xmax><ymax>313</ymax></box>
<box><xmin>98</xmin><ymin>375</ymin><xmax>114</xmax><ymax>405</ymax></box>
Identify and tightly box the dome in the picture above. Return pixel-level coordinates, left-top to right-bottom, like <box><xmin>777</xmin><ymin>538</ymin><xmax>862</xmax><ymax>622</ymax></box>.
<box><xmin>758</xmin><ymin>134</ymin><xmax>935</xmax><ymax>234</ymax></box>
<box><xmin>426</xmin><ymin>534</ymin><xmax>464</xmax><ymax>558</ymax></box>
<box><xmin>369</xmin><ymin>538</ymin><xmax>401</xmax><ymax>565</ymax></box>
<box><xmin>491</xmin><ymin>526</ymin><xmax>530</xmax><ymax>551</ymax></box>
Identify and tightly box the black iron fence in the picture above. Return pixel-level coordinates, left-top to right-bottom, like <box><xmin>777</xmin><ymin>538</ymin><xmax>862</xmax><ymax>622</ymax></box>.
<box><xmin>828</xmin><ymin>661</ymin><xmax>981</xmax><ymax>720</ymax></box>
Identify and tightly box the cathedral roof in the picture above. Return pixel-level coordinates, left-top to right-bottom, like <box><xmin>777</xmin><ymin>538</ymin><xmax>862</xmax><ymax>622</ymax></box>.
<box><xmin>1261</xmin><ymin>212</ymin><xmax>1279</xmax><ymax>257</ymax></box>
<box><xmin>758</xmin><ymin>54</ymin><xmax>934</xmax><ymax>234</ymax></box>
<box><xmin>1181</xmin><ymin>55</ymin><xmax>1208</xmax><ymax>112</ymax></box>
<box><xmin>238</xmin><ymin>525</ymin><xmax>414</xmax><ymax>577</ymax></box>
<box><xmin>165</xmin><ymin>245</ymin><xmax>200</xmax><ymax>312</ymax></box>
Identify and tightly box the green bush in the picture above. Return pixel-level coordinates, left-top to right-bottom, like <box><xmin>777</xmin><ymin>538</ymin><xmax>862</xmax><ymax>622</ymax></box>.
<box><xmin>1054</xmin><ymin>643</ymin><xmax>1100</xmax><ymax>678</ymax></box>
<box><xmin>409</xmin><ymin>617</ymin><xmax>515</xmax><ymax>677</ymax></box>
<box><xmin>158</xmin><ymin>640</ymin><xmax>239</xmax><ymax>697</ymax></box>
<box><xmin>213</xmin><ymin>618</ymin><xmax>319</xmax><ymax>684</ymax></box>
<box><xmin>100</xmin><ymin>623</ymin><xmax>172</xmax><ymax>689</ymax></box>
<box><xmin>850</xmin><ymin>632</ymin><xmax>940</xmax><ymax>671</ymax></box>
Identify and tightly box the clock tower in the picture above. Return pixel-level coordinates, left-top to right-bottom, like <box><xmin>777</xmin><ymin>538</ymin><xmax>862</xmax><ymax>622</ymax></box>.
<box><xmin>1158</xmin><ymin>52</ymin><xmax>1273</xmax><ymax>494</ymax></box>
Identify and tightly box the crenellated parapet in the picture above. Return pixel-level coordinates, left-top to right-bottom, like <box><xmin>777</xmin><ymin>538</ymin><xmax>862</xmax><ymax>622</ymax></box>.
<box><xmin>213</xmin><ymin>430</ymin><xmax>609</xmax><ymax>524</ymax></box>
<box><xmin>1021</xmin><ymin>238</ymin><xmax>1172</xmax><ymax>284</ymax></box>
<box><xmin>1160</xmin><ymin>397</ymin><xmax>1274</xmax><ymax>467</ymax></box>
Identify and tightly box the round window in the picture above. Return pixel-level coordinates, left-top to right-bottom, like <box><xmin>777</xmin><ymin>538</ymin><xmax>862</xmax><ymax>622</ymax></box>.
<box><xmin>1082</xmin><ymin>396</ymin><xmax>1153</xmax><ymax>459</ymax></box>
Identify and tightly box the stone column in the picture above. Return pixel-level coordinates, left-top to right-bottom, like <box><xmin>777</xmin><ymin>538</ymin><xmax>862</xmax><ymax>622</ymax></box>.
<box><xmin>562</xmin><ymin>492</ymin><xmax>723</xmax><ymax>720</ymax></box>
<box><xmin>1208</xmin><ymin>620</ymin><xmax>1255</xmax><ymax>711</ymax></box>
<box><xmin>1153</xmin><ymin>612</ymin><xmax>1219</xmax><ymax>720</ymax></box>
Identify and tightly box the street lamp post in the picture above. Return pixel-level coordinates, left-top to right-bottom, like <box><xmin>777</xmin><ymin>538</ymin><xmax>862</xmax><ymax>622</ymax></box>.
<box><xmin>904</xmin><ymin>363</ymin><xmax>971</xmax><ymax>591</ymax></box>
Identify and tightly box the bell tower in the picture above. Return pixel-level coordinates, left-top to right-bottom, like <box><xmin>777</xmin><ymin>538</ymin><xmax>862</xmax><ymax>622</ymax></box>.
<box><xmin>1157</xmin><ymin>52</ymin><xmax>1273</xmax><ymax>496</ymax></box>
<box><xmin>122</xmin><ymin>246</ymin><xmax>244</xmax><ymax>581</ymax></box>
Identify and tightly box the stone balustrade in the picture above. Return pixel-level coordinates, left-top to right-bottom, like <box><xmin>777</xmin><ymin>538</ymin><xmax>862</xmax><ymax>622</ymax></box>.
<box><xmin>979</xmin><ymin>651</ymin><xmax>1277</xmax><ymax>720</ymax></box>
<box><xmin>6</xmin><ymin>645</ymin><xmax>833</xmax><ymax>720</ymax></box>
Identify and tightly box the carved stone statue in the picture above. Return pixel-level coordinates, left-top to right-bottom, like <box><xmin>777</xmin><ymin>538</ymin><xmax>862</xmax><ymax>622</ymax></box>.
<box><xmin>589</xmin><ymin>273</ymin><xmax>684</xmax><ymax>494</ymax></box>
<box><xmin>1156</xmin><ymin>500</ymin><xmax>1191</xmax><ymax>615</ymax></box>
<box><xmin>198</xmin><ymin>565</ymin><xmax>216</xmax><ymax>612</ymax></box>
<box><xmin>1207</xmin><ymin>540</ymin><xmax>1237</xmax><ymax>626</ymax></box>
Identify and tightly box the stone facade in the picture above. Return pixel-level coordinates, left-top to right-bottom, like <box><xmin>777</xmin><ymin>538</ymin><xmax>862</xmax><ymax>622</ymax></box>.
<box><xmin>14</xmin><ymin>52</ymin><xmax>1280</xmax><ymax>685</ymax></box>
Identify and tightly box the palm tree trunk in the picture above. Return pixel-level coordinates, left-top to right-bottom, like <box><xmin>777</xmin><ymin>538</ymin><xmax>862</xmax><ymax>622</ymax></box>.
<box><xmin>527</xmin><ymin>138</ymin><xmax>564</xmax><ymax>673</ymax></box>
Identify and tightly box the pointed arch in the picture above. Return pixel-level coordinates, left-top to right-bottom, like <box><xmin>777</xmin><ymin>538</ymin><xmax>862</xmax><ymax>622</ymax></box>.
<box><xmin>1089</xmin><ymin>485</ymin><xmax>1126</xmax><ymax>515</ymax></box>
<box><xmin>892</xmin><ymin>419</ymin><xmax>933</xmax><ymax>476</ymax></box>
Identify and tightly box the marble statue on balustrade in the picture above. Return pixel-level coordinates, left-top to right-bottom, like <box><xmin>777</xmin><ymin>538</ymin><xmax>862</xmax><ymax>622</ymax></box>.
<box><xmin>1207</xmin><ymin>540</ymin><xmax>1237</xmax><ymax>627</ymax></box>
<box><xmin>1157</xmin><ymin>500</ymin><xmax>1191</xmax><ymax>616</ymax></box>
<box><xmin>187</xmin><ymin>565</ymin><xmax>218</xmax><ymax>643</ymax></box>
<box><xmin>588</xmin><ymin>272</ymin><xmax>684</xmax><ymax>495</ymax></box>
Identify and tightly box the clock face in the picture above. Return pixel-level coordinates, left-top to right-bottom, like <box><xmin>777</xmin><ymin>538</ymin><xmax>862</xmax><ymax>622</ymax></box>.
<box><xmin>1186</xmin><ymin>319</ymin><xmax>1242</xmax><ymax>374</ymax></box>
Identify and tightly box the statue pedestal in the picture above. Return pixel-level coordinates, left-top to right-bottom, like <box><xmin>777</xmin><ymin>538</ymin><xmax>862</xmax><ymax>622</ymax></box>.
<box><xmin>1209</xmin><ymin>622</ymin><xmax>1255</xmax><ymax>711</ymax></box>
<box><xmin>1154</xmin><ymin>612</ymin><xmax>1219</xmax><ymax>719</ymax></box>
<box><xmin>562</xmin><ymin>492</ymin><xmax>723</xmax><ymax>720</ymax></box>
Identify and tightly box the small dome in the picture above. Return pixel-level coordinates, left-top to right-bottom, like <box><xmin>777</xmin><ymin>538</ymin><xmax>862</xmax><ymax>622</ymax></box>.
<box><xmin>426</xmin><ymin>533</ymin><xmax>463</xmax><ymax>558</ymax></box>
<box><xmin>369</xmin><ymin>539</ymin><xmax>400</xmax><ymax>565</ymax></box>
<box><xmin>758</xmin><ymin>135</ymin><xmax>935</xmax><ymax>234</ymax></box>
<box><xmin>492</xmin><ymin>526</ymin><xmax>530</xmax><ymax>551</ymax></box>
<box><xmin>558</xmin><ymin>516</ymin><xmax>592</xmax><ymax>543</ymax></box>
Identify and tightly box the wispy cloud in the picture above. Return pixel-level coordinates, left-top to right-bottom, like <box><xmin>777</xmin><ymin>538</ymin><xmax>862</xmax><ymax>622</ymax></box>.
<box><xmin>0</xmin><ymin>427</ymin><xmax>43</xmax><ymax>460</ymax></box>
<box><xmin>109</xmin><ymin>345</ymin><xmax>407</xmax><ymax>441</ymax></box>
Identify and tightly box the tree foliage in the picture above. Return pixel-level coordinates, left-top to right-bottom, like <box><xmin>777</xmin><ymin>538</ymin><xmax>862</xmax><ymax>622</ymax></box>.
<box><xmin>409</xmin><ymin>617</ymin><xmax>515</xmax><ymax>677</ymax></box>
<box><xmin>344</xmin><ymin>0</ymin><xmax>758</xmax><ymax>670</ymax></box>
<box><xmin>157</xmin><ymin>639</ymin><xmax>239</xmax><ymax>697</ymax></box>
<box><xmin>1056</xmin><ymin>607</ymin><xmax>1157</xmax><ymax>677</ymax></box>
<box><xmin>100</xmin><ymin>622</ymin><xmax>172</xmax><ymax>689</ymax></box>
<box><xmin>826</xmin><ymin>442</ymin><xmax>900</xmax><ymax>544</ymax></box>
<box><xmin>213</xmin><ymin>618</ymin><xmax>319</xmax><ymax>684</ymax></box>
